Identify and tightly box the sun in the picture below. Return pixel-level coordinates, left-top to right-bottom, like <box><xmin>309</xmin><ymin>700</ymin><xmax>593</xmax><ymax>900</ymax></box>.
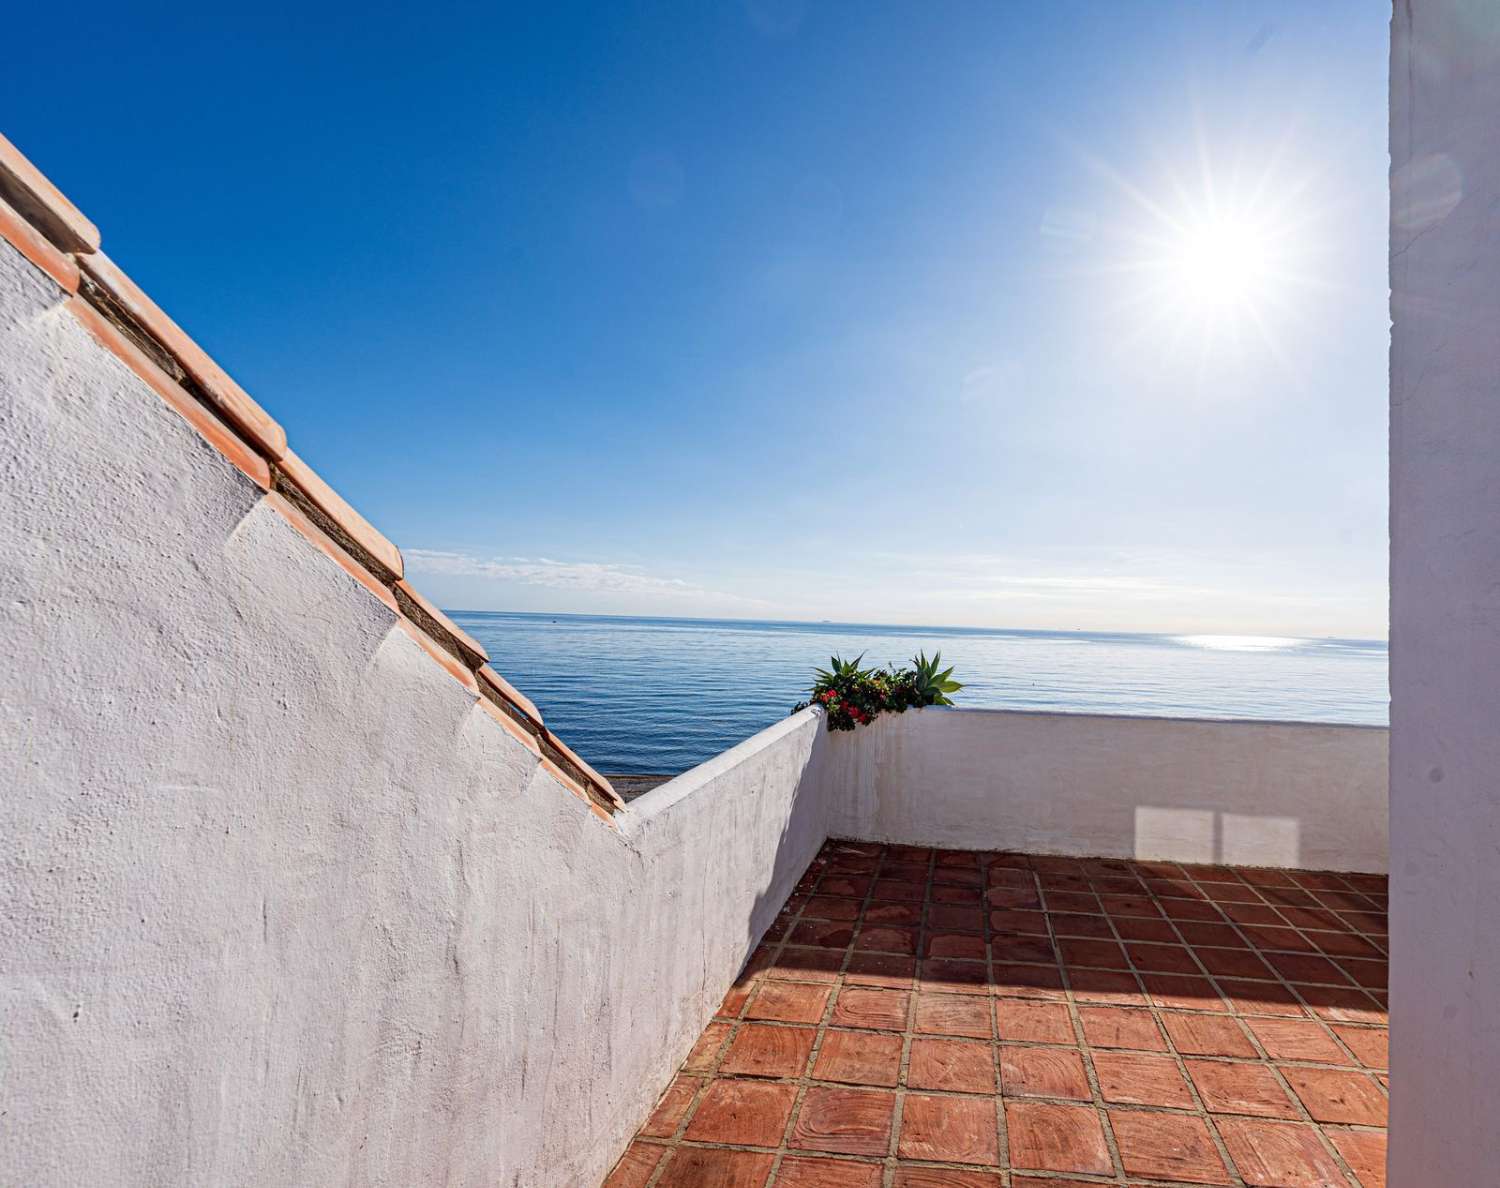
<box><xmin>1169</xmin><ymin>216</ymin><xmax>1274</xmax><ymax>308</ymax></box>
<box><xmin>1067</xmin><ymin>130</ymin><xmax>1327</xmax><ymax>373</ymax></box>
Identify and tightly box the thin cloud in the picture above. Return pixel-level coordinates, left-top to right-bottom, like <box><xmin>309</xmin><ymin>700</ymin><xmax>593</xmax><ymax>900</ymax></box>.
<box><xmin>405</xmin><ymin>549</ymin><xmax>761</xmax><ymax>604</ymax></box>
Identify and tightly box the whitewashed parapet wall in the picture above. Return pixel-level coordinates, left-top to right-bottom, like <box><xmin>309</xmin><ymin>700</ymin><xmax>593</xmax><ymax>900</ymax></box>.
<box><xmin>820</xmin><ymin>708</ymin><xmax>1387</xmax><ymax>873</ymax></box>
<box><xmin>0</xmin><ymin>235</ymin><xmax>828</xmax><ymax>1188</ymax></box>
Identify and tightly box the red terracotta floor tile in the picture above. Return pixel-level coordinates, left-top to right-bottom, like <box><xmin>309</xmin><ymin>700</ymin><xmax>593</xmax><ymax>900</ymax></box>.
<box><xmin>907</xmin><ymin>1037</ymin><xmax>997</xmax><ymax>1094</ymax></box>
<box><xmin>928</xmin><ymin>903</ymin><xmax>985</xmax><ymax>931</ymax></box>
<box><xmin>854</xmin><ymin>925</ymin><xmax>918</xmax><ymax>955</ymax></box>
<box><xmin>1330</xmin><ymin>1128</ymin><xmax>1387</xmax><ymax>1188</ymax></box>
<box><xmin>1059</xmin><ymin>937</ymin><xmax>1129</xmax><ymax>969</ymax></box>
<box><xmin>1161</xmin><ymin>1011</ymin><xmax>1257</xmax><ymax>1057</ymax></box>
<box><xmin>1331</xmin><ymin>1024</ymin><xmax>1388</xmax><ymax>1069</ymax></box>
<box><xmin>863</xmin><ymin>901</ymin><xmax>921</xmax><ymax>927</ymax></box>
<box><xmin>1337</xmin><ymin>957</ymin><xmax>1388</xmax><ymax>989</ymax></box>
<box><xmin>1005</xmin><ymin>1101</ymin><xmax>1112</xmax><ymax>1175</ymax></box>
<box><xmin>1127</xmin><ymin>942</ymin><xmax>1200</xmax><ymax>973</ymax></box>
<box><xmin>989</xmin><ymin>908</ymin><xmax>1048</xmax><ymax>934</ymax></box>
<box><xmin>830</xmin><ymin>986</ymin><xmax>910</xmax><ymax>1031</ymax></box>
<box><xmin>774</xmin><ymin>1154</ymin><xmax>883</xmax><ymax>1187</ymax></box>
<box><xmin>995</xmin><ymin>999</ymin><xmax>1075</xmax><ymax>1044</ymax></box>
<box><xmin>894</xmin><ymin>1170</ymin><xmax>1002</xmax><ymax>1188</ymax></box>
<box><xmin>813</xmin><ymin>1029</ymin><xmax>904</xmax><ymax>1088</ymax></box>
<box><xmin>721</xmin><ymin>1024</ymin><xmax>816</xmax><ymax>1078</ymax></box>
<box><xmin>792</xmin><ymin>921</ymin><xmax>857</xmax><ymax>950</ymax></box>
<box><xmin>803</xmin><ymin>895</ymin><xmax>863</xmax><ymax>921</ymax></box>
<box><xmin>656</xmin><ymin>1148</ymin><xmax>775</xmax><ymax>1188</ymax></box>
<box><xmin>1078</xmin><ymin>1005</ymin><xmax>1167</xmax><ymax>1051</ymax></box>
<box><xmin>932</xmin><ymin>883</ymin><xmax>985</xmax><ymax>905</ymax></box>
<box><xmin>842</xmin><ymin>952</ymin><xmax>915</xmax><ymax>990</ymax></box>
<box><xmin>999</xmin><ymin>1046</ymin><xmax>1092</xmax><ymax>1100</ymax></box>
<box><xmin>1300</xmin><ymin>985</ymin><xmax>1386</xmax><ymax>1025</ymax></box>
<box><xmin>619</xmin><ymin>855</ymin><xmax>1389</xmax><ymax>1188</ymax></box>
<box><xmin>1178</xmin><ymin>922</ymin><xmax>1248</xmax><ymax>948</ymax></box>
<box><xmin>1049</xmin><ymin>911</ymin><xmax>1114</xmax><ymax>938</ymax></box>
<box><xmin>1108</xmin><ymin>1109</ymin><xmax>1232</xmax><ymax>1184</ymax></box>
<box><xmin>1217</xmin><ymin>978</ymin><xmax>1309</xmax><ymax>1018</ymax></box>
<box><xmin>602</xmin><ymin>1141</ymin><xmax>665</xmax><ymax>1188</ymax></box>
<box><xmin>790</xmin><ymin>1086</ymin><xmax>896</xmax><ymax>1156</ymax></box>
<box><xmin>991</xmin><ymin>963</ymin><xmax>1068</xmax><ymax>999</ymax></box>
<box><xmin>1193</xmin><ymin>946</ymin><xmax>1275</xmax><ymax>979</ymax></box>
<box><xmin>1068</xmin><ymin>968</ymin><xmax>1145</xmax><ymax>1005</ymax></box>
<box><xmin>990</xmin><ymin>934</ymin><xmax>1057</xmax><ymax>964</ymax></box>
<box><xmin>768</xmin><ymin>948</ymin><xmax>845</xmax><ymax>983</ymax></box>
<box><xmin>1185</xmin><ymin>1059</ymin><xmax>1300</xmax><ymax>1118</ymax></box>
<box><xmin>898</xmin><ymin>1093</ymin><xmax>1001</xmax><ymax>1164</ymax></box>
<box><xmin>818</xmin><ymin>876</ymin><xmax>872</xmax><ymax>899</ymax></box>
<box><xmin>1010</xmin><ymin>1179</ymin><xmax>1117</xmax><ymax>1188</ymax></box>
<box><xmin>1113</xmin><ymin>915</ymin><xmax>1181</xmax><ymax>942</ymax></box>
<box><xmin>914</xmin><ymin>993</ymin><xmax>992</xmax><ymax>1038</ymax></box>
<box><xmin>1217</xmin><ymin>1118</ymin><xmax>1350</xmax><ymax>1187</ymax></box>
<box><xmin>872</xmin><ymin>880</ymin><xmax>925</xmax><ymax>904</ymax></box>
<box><xmin>684</xmin><ymin>1079</ymin><xmax>799</xmax><ymax>1146</ymax></box>
<box><xmin>1268</xmin><ymin>952</ymin><xmax>1354</xmax><ymax>986</ymax></box>
<box><xmin>1280</xmin><ymin>1067</ymin><xmax>1389</xmax><ymax>1125</ymax></box>
<box><xmin>1247</xmin><ymin>1018</ymin><xmax>1352</xmax><ymax>1065</ymax></box>
<box><xmin>1091</xmin><ymin>1050</ymin><xmax>1195</xmax><ymax>1108</ymax></box>
<box><xmin>920</xmin><ymin>959</ymin><xmax>991</xmax><ymax>994</ymax></box>
<box><xmin>1143</xmin><ymin>972</ymin><xmax>1229</xmax><ymax>1012</ymax></box>
<box><xmin>749</xmin><ymin>981</ymin><xmax>833</xmax><ymax>1024</ymax></box>
<box><xmin>926</xmin><ymin>932</ymin><xmax>987</xmax><ymax>961</ymax></box>
<box><xmin>684</xmin><ymin>1021</ymin><xmax>733</xmax><ymax>1072</ymax></box>
<box><xmin>640</xmin><ymin>1075</ymin><xmax>702</xmax><ymax>1138</ymax></box>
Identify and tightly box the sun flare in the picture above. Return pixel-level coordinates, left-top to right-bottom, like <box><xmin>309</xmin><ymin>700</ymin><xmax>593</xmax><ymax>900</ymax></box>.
<box><xmin>1170</xmin><ymin>216</ymin><xmax>1274</xmax><ymax>307</ymax></box>
<box><xmin>1070</xmin><ymin>129</ymin><xmax>1328</xmax><ymax>374</ymax></box>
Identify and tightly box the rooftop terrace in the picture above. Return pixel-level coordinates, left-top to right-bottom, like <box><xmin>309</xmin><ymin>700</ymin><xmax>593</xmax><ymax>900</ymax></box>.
<box><xmin>609</xmin><ymin>841</ymin><xmax>1387</xmax><ymax>1188</ymax></box>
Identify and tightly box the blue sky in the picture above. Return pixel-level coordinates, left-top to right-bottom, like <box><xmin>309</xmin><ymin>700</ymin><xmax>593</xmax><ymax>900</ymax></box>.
<box><xmin>6</xmin><ymin>2</ymin><xmax>1390</xmax><ymax>637</ymax></box>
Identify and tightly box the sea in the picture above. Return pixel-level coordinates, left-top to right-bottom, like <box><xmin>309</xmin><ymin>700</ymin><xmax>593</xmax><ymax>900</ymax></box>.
<box><xmin>449</xmin><ymin>612</ymin><xmax>1389</xmax><ymax>775</ymax></box>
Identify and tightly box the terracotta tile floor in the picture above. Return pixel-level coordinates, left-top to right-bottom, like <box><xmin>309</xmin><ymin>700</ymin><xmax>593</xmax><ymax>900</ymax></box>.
<box><xmin>604</xmin><ymin>841</ymin><xmax>1388</xmax><ymax>1188</ymax></box>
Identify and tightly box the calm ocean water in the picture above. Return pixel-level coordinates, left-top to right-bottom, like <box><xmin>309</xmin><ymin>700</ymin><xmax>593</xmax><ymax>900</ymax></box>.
<box><xmin>449</xmin><ymin>612</ymin><xmax>1389</xmax><ymax>775</ymax></box>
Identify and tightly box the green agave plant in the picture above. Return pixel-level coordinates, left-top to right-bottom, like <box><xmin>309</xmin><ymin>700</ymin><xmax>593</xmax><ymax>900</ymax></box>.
<box><xmin>911</xmin><ymin>649</ymin><xmax>963</xmax><ymax>706</ymax></box>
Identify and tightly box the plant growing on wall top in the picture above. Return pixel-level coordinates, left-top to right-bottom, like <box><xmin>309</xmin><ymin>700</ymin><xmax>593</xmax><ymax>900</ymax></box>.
<box><xmin>792</xmin><ymin>651</ymin><xmax>963</xmax><ymax>731</ymax></box>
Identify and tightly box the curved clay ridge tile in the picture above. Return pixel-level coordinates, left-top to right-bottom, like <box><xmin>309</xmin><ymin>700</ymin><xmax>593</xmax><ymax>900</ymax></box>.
<box><xmin>0</xmin><ymin>194</ymin><xmax>78</xmax><ymax>293</ymax></box>
<box><xmin>0</xmin><ymin>131</ymin><xmax>622</xmax><ymax>819</ymax></box>
<box><xmin>0</xmin><ymin>132</ymin><xmax>99</xmax><ymax>254</ymax></box>
<box><xmin>278</xmin><ymin>449</ymin><xmax>404</xmax><ymax>580</ymax></box>
<box><xmin>78</xmin><ymin>251</ymin><xmax>287</xmax><ymax>461</ymax></box>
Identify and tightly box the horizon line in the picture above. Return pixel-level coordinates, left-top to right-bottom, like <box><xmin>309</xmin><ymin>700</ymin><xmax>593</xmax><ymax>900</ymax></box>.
<box><xmin>439</xmin><ymin>607</ymin><xmax>1389</xmax><ymax>647</ymax></box>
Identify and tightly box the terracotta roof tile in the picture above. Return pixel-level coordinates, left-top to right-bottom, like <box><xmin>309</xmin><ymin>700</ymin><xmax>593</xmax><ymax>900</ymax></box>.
<box><xmin>0</xmin><ymin>194</ymin><xmax>78</xmax><ymax>293</ymax></box>
<box><xmin>277</xmin><ymin>449</ymin><xmax>403</xmax><ymax>579</ymax></box>
<box><xmin>544</xmin><ymin>729</ymin><xmax>622</xmax><ymax>808</ymax></box>
<box><xmin>0</xmin><ymin>133</ymin><xmax>99</xmax><ymax>254</ymax></box>
<box><xmin>65</xmin><ymin>295</ymin><xmax>270</xmax><ymax>491</ymax></box>
<box><xmin>394</xmin><ymin>580</ymin><xmax>489</xmax><ymax>666</ymax></box>
<box><xmin>476</xmin><ymin>664</ymin><xmax>542</xmax><ymax>725</ymax></box>
<box><xmin>79</xmin><ymin>251</ymin><xmax>287</xmax><ymax>461</ymax></box>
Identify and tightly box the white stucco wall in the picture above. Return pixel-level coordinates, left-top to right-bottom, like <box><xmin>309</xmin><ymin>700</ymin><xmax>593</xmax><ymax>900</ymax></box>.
<box><xmin>0</xmin><ymin>237</ymin><xmax>829</xmax><ymax>1188</ymax></box>
<box><xmin>1389</xmin><ymin>2</ymin><xmax>1500</xmax><ymax>1184</ymax></box>
<box><xmin>821</xmin><ymin>708</ymin><xmax>1388</xmax><ymax>872</ymax></box>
